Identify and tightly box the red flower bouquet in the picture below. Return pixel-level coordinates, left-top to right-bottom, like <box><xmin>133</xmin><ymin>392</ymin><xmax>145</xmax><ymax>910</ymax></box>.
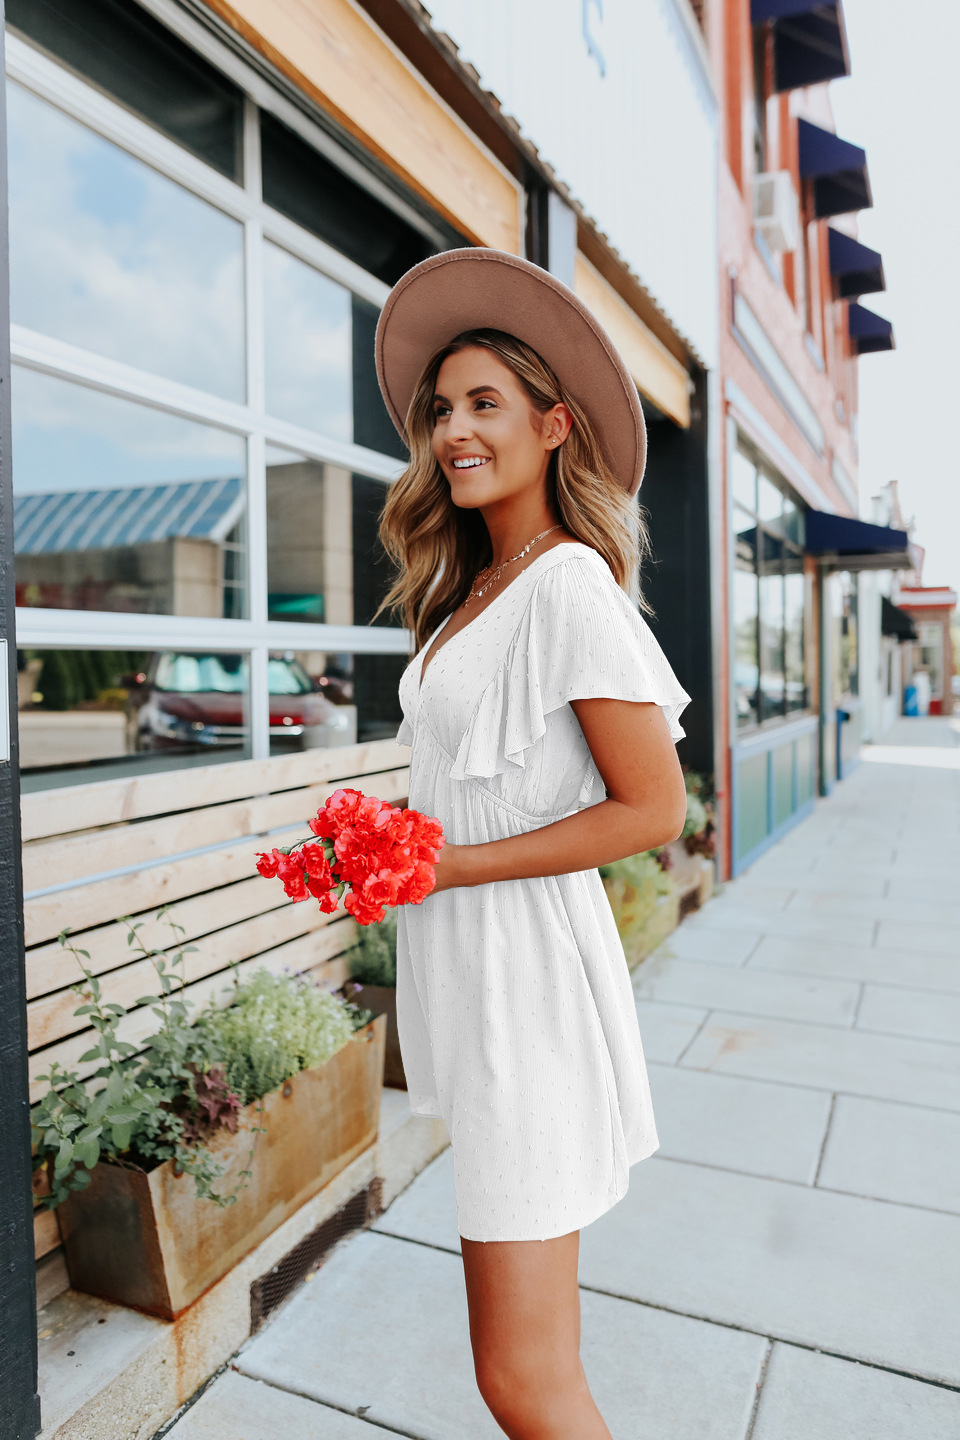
<box><xmin>255</xmin><ymin>788</ymin><xmax>445</xmax><ymax>925</ymax></box>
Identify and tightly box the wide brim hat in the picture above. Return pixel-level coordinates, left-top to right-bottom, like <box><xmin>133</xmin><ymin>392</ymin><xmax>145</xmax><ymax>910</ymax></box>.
<box><xmin>375</xmin><ymin>248</ymin><xmax>647</xmax><ymax>496</ymax></box>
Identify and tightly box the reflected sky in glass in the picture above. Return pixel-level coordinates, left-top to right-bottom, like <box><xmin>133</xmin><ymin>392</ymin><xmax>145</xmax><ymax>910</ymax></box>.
<box><xmin>12</xmin><ymin>367</ymin><xmax>245</xmax><ymax>494</ymax></box>
<box><xmin>8</xmin><ymin>83</ymin><xmax>245</xmax><ymax>401</ymax></box>
<box><xmin>263</xmin><ymin>240</ymin><xmax>352</xmax><ymax>440</ymax></box>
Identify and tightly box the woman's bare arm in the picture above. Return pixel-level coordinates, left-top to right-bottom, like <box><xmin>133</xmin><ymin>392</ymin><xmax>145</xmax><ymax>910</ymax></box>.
<box><xmin>429</xmin><ymin>699</ymin><xmax>687</xmax><ymax>893</ymax></box>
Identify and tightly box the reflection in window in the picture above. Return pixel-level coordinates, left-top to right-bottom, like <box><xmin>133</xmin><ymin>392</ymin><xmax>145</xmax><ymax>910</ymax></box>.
<box><xmin>759</xmin><ymin>570</ymin><xmax>785</xmax><ymax>720</ymax></box>
<box><xmin>260</xmin><ymin>110</ymin><xmax>432</xmax><ymax>286</ymax></box>
<box><xmin>7</xmin><ymin>0</ymin><xmax>244</xmax><ymax>181</ymax></box>
<box><xmin>17</xmin><ymin>647</ymin><xmax>251</xmax><ymax>790</ymax></box>
<box><xmin>733</xmin><ymin>507</ymin><xmax>759</xmax><ymax>729</ymax></box>
<box><xmin>8</xmin><ymin>83</ymin><xmax>245</xmax><ymax>400</ymax></box>
<box><xmin>831</xmin><ymin>572</ymin><xmax>859</xmax><ymax>700</ymax></box>
<box><xmin>267</xmin><ymin>650</ymin><xmax>407</xmax><ymax>756</ymax></box>
<box><xmin>266</xmin><ymin>447</ymin><xmax>349</xmax><ymax>626</ymax></box>
<box><xmin>732</xmin><ymin>442</ymin><xmax>809</xmax><ymax>729</ymax></box>
<box><xmin>265</xmin><ymin>454</ymin><xmax>399</xmax><ymax>632</ymax></box>
<box><xmin>784</xmin><ymin>567</ymin><xmax>806</xmax><ymax>712</ymax></box>
<box><xmin>263</xmin><ymin>242</ymin><xmax>352</xmax><ymax>438</ymax></box>
<box><xmin>13</xmin><ymin>369</ymin><xmax>247</xmax><ymax>618</ymax></box>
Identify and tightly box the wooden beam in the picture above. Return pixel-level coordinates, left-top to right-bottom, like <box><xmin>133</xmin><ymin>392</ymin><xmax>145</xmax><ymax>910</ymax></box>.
<box><xmin>21</xmin><ymin>737</ymin><xmax>410</xmax><ymax>842</ymax></box>
<box><xmin>201</xmin><ymin>0</ymin><xmax>521</xmax><ymax>251</ymax></box>
<box><xmin>574</xmin><ymin>252</ymin><xmax>691</xmax><ymax>427</ymax></box>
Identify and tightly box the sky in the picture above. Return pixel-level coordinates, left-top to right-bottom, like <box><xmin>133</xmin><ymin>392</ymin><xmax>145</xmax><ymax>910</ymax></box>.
<box><xmin>830</xmin><ymin>0</ymin><xmax>960</xmax><ymax>593</ymax></box>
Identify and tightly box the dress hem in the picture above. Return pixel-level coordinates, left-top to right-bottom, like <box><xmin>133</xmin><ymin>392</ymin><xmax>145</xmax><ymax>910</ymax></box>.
<box><xmin>455</xmin><ymin>1136</ymin><xmax>660</xmax><ymax>1244</ymax></box>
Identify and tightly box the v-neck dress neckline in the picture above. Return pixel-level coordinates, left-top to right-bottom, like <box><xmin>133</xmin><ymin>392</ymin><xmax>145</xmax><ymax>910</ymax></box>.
<box><xmin>393</xmin><ymin>540</ymin><xmax>691</xmax><ymax>1243</ymax></box>
<box><xmin>417</xmin><ymin>542</ymin><xmax>586</xmax><ymax>693</ymax></box>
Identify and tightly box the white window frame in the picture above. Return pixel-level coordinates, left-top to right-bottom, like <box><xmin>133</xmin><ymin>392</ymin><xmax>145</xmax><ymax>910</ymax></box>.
<box><xmin>7</xmin><ymin>28</ymin><xmax>420</xmax><ymax>762</ymax></box>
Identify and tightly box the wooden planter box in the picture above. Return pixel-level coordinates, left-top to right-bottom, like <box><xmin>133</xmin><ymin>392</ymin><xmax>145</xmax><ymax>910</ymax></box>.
<box><xmin>56</xmin><ymin>1016</ymin><xmax>386</xmax><ymax>1319</ymax></box>
<box><xmin>603</xmin><ymin>877</ymin><xmax>681</xmax><ymax>972</ymax></box>
<box><xmin>350</xmin><ymin>984</ymin><xmax>406</xmax><ymax>1090</ymax></box>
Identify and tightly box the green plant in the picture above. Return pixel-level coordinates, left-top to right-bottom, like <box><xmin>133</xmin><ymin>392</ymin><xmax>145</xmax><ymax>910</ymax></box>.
<box><xmin>195</xmin><ymin>969</ymin><xmax>360</xmax><ymax>1105</ymax></box>
<box><xmin>31</xmin><ymin>912</ymin><xmax>248</xmax><ymax>1210</ymax></box>
<box><xmin>681</xmin><ymin>770</ymin><xmax>716</xmax><ymax>858</ymax></box>
<box><xmin>345</xmin><ymin>912</ymin><xmax>398</xmax><ymax>987</ymax></box>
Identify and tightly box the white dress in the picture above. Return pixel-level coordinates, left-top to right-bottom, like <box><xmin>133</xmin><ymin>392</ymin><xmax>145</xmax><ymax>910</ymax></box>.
<box><xmin>394</xmin><ymin>541</ymin><xmax>691</xmax><ymax>1242</ymax></box>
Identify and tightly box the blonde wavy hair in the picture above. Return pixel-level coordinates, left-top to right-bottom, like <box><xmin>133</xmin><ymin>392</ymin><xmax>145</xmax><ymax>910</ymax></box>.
<box><xmin>375</xmin><ymin>328</ymin><xmax>651</xmax><ymax>651</ymax></box>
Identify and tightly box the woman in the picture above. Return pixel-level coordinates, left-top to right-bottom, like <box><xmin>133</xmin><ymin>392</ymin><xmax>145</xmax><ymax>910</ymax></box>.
<box><xmin>374</xmin><ymin>249</ymin><xmax>691</xmax><ymax>1440</ymax></box>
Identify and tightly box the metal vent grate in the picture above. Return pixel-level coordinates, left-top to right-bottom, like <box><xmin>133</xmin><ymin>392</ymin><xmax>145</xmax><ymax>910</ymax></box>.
<box><xmin>249</xmin><ymin>1178</ymin><xmax>383</xmax><ymax>1332</ymax></box>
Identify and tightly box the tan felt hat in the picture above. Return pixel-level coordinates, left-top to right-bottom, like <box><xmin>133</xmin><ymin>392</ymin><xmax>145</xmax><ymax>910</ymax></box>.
<box><xmin>375</xmin><ymin>248</ymin><xmax>647</xmax><ymax>496</ymax></box>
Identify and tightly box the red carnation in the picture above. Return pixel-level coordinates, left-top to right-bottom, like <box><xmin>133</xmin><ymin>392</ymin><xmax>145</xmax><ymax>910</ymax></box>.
<box><xmin>255</xmin><ymin>848</ymin><xmax>282</xmax><ymax>879</ymax></box>
<box><xmin>275</xmin><ymin>851</ymin><xmax>309</xmax><ymax>902</ymax></box>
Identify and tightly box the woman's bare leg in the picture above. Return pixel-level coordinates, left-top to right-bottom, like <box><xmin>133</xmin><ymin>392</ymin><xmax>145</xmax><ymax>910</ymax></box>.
<box><xmin>461</xmin><ymin>1230</ymin><xmax>613</xmax><ymax>1440</ymax></box>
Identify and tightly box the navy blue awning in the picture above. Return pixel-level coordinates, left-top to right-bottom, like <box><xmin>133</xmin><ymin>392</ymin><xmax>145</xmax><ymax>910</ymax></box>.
<box><xmin>881</xmin><ymin>596</ymin><xmax>918</xmax><ymax>641</ymax></box>
<box><xmin>797</xmin><ymin>118</ymin><xmax>871</xmax><ymax>218</ymax></box>
<box><xmin>848</xmin><ymin>303</ymin><xmax>895</xmax><ymax>355</ymax></box>
<box><xmin>751</xmin><ymin>2</ymin><xmax>851</xmax><ymax>92</ymax></box>
<box><xmin>828</xmin><ymin>228</ymin><xmax>885</xmax><ymax>298</ymax></box>
<box><xmin>805</xmin><ymin>511</ymin><xmax>912</xmax><ymax>570</ymax></box>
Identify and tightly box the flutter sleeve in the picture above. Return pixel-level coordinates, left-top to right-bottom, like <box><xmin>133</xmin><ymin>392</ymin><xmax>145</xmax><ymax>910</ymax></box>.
<box><xmin>450</xmin><ymin>551</ymin><xmax>691</xmax><ymax>783</ymax></box>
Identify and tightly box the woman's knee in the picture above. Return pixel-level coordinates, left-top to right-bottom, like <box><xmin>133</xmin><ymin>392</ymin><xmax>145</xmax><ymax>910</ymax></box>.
<box><xmin>473</xmin><ymin>1347</ymin><xmax>585</xmax><ymax>1434</ymax></box>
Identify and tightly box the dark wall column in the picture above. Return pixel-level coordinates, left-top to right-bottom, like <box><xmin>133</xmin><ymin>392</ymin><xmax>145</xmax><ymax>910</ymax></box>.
<box><xmin>639</xmin><ymin>372</ymin><xmax>715</xmax><ymax>777</ymax></box>
<box><xmin>0</xmin><ymin>6</ymin><xmax>41</xmax><ymax>1434</ymax></box>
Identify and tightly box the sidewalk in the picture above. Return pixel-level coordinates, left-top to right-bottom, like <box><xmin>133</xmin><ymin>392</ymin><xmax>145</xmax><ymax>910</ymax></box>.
<box><xmin>165</xmin><ymin>718</ymin><xmax>960</xmax><ymax>1440</ymax></box>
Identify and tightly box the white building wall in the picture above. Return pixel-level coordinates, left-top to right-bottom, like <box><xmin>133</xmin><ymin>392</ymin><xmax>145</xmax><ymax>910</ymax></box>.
<box><xmin>423</xmin><ymin>0</ymin><xmax>719</xmax><ymax>368</ymax></box>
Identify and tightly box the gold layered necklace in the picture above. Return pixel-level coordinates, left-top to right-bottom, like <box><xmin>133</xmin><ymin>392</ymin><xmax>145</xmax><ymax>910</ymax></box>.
<box><xmin>464</xmin><ymin>525</ymin><xmax>562</xmax><ymax>605</ymax></box>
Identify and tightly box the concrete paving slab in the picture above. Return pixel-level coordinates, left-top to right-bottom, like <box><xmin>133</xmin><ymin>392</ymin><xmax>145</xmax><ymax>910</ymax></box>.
<box><xmin>680</xmin><ymin>1011</ymin><xmax>960</xmax><ymax>1110</ymax></box>
<box><xmin>37</xmin><ymin>1288</ymin><xmax>166</xmax><ymax>1438</ymax></box>
<box><xmin>165</xmin><ymin>1370</ymin><xmax>378</xmax><ymax>1438</ymax></box>
<box><xmin>746</xmin><ymin>935</ymin><xmax>960</xmax><ymax>994</ymax></box>
<box><xmin>817</xmin><ymin>1095</ymin><xmax>960</xmax><ymax>1214</ymax></box>
<box><xmin>633</xmin><ymin>998</ymin><xmax>708</xmax><ymax>1062</ymax></box>
<box><xmin>681</xmin><ymin>907</ymin><xmax>877</xmax><ymax>947</ymax></box>
<box><xmin>876</xmin><ymin>921</ymin><xmax>959</xmax><ymax>959</ymax></box>
<box><xmin>646</xmin><ymin>1064</ymin><xmax>831</xmax><ymax>1182</ymax></box>
<box><xmin>373</xmin><ymin>1148</ymin><xmax>461</xmax><ymax>1253</ymax></box>
<box><xmin>856</xmin><ymin>984</ymin><xmax>960</xmax><ymax>1044</ymax></box>
<box><xmin>786</xmin><ymin>892</ymin><xmax>960</xmax><ymax>929</ymax></box>
<box><xmin>751</xmin><ymin>1341</ymin><xmax>960</xmax><ymax>1440</ymax></box>
<box><xmin>577</xmin><ymin>1156</ymin><xmax>960</xmax><ymax>1385</ymax></box>
<box><xmin>634</xmin><ymin>957</ymin><xmax>860</xmax><ymax>1025</ymax></box>
<box><xmin>239</xmin><ymin>1229</ymin><xmax>767</xmax><ymax>1440</ymax></box>
<box><xmin>886</xmin><ymin>877</ymin><xmax>960</xmax><ymax>906</ymax></box>
<box><xmin>652</xmin><ymin>926</ymin><xmax>763</xmax><ymax>966</ymax></box>
<box><xmin>739</xmin><ymin>873</ymin><xmax>888</xmax><ymax>898</ymax></box>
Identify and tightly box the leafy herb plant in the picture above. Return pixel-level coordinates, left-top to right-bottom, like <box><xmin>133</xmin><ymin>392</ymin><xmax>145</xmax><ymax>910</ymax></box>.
<box><xmin>31</xmin><ymin>911</ymin><xmax>249</xmax><ymax>1209</ymax></box>
<box><xmin>344</xmin><ymin>912</ymin><xmax>398</xmax><ymax>988</ymax></box>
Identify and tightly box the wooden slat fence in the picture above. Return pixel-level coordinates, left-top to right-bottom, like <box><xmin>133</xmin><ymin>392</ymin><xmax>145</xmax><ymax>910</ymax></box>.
<box><xmin>26</xmin><ymin>738</ymin><xmax>410</xmax><ymax>1260</ymax></box>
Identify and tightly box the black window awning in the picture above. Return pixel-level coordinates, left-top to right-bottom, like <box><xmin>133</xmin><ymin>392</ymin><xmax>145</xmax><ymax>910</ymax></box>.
<box><xmin>751</xmin><ymin>2</ymin><xmax>851</xmax><ymax>92</ymax></box>
<box><xmin>828</xmin><ymin>228</ymin><xmax>885</xmax><ymax>298</ymax></box>
<box><xmin>805</xmin><ymin>511</ymin><xmax>914</xmax><ymax>571</ymax></box>
<box><xmin>797</xmin><ymin>118</ymin><xmax>871</xmax><ymax>218</ymax></box>
<box><xmin>848</xmin><ymin>302</ymin><xmax>895</xmax><ymax>355</ymax></box>
<box><xmin>881</xmin><ymin>596</ymin><xmax>918</xmax><ymax>641</ymax></box>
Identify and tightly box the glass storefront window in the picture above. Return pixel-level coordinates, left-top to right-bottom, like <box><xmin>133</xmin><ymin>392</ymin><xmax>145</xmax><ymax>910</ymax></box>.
<box><xmin>260</xmin><ymin>110</ymin><xmax>432</xmax><ymax>286</ymax></box>
<box><xmin>733</xmin><ymin>506</ymin><xmax>759</xmax><ymax>729</ymax></box>
<box><xmin>267</xmin><ymin>649</ymin><xmax>407</xmax><ymax>756</ymax></box>
<box><xmin>917</xmin><ymin>622</ymin><xmax>943</xmax><ymax>700</ymax></box>
<box><xmin>784</xmin><ymin>566</ymin><xmax>807</xmax><ymax>713</ymax></box>
<box><xmin>263</xmin><ymin>243</ymin><xmax>352</xmax><ymax>439</ymax></box>
<box><xmin>8</xmin><ymin>14</ymin><xmax>437</xmax><ymax>783</ymax></box>
<box><xmin>17</xmin><ymin>646</ymin><xmax>251</xmax><ymax>791</ymax></box>
<box><xmin>831</xmin><ymin>572</ymin><xmax>859</xmax><ymax>700</ymax></box>
<box><xmin>7</xmin><ymin>0</ymin><xmax>244</xmax><ymax>181</ymax></box>
<box><xmin>732</xmin><ymin>441</ymin><xmax>810</xmax><ymax>729</ymax></box>
<box><xmin>731</xmin><ymin>448</ymin><xmax>756</xmax><ymax>512</ymax></box>
<box><xmin>13</xmin><ymin>369</ymin><xmax>247</xmax><ymax>618</ymax></box>
<box><xmin>9</xmin><ymin>83</ymin><xmax>245</xmax><ymax>401</ymax></box>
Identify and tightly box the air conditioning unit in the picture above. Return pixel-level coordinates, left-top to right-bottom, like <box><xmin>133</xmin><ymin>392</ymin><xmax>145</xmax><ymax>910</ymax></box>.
<box><xmin>754</xmin><ymin>171</ymin><xmax>800</xmax><ymax>253</ymax></box>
